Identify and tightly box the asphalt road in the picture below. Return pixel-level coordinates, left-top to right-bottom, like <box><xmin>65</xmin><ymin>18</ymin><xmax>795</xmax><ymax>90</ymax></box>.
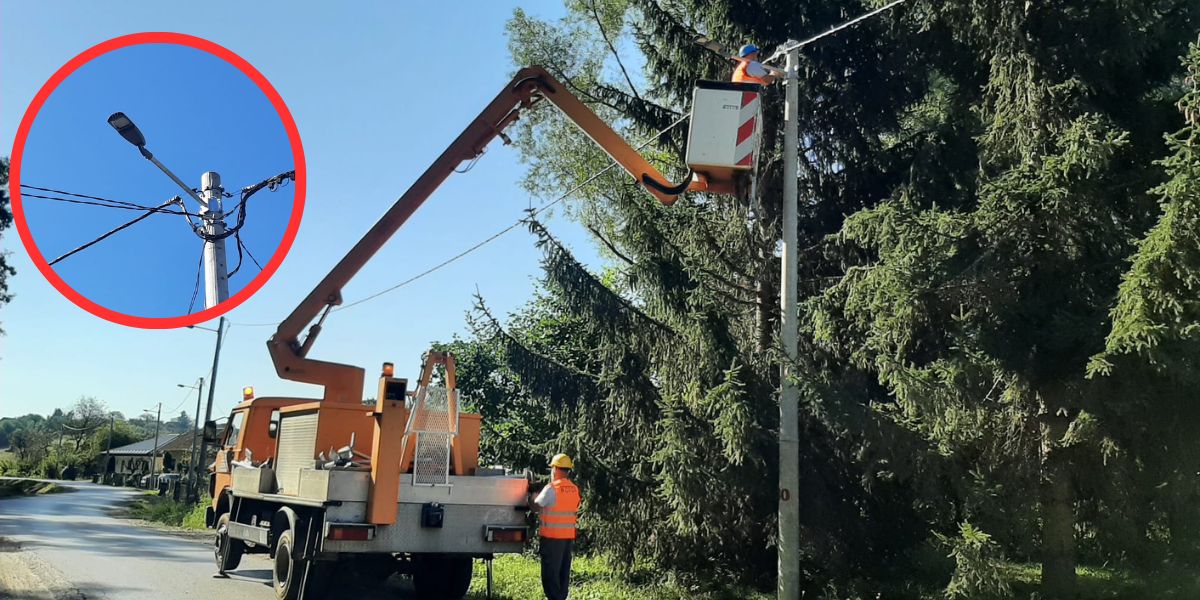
<box><xmin>0</xmin><ymin>481</ymin><xmax>290</xmax><ymax>600</ymax></box>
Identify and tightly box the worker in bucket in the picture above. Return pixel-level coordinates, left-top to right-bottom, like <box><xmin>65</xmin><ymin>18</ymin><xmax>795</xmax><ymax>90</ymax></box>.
<box><xmin>732</xmin><ymin>43</ymin><xmax>783</xmax><ymax>86</ymax></box>
<box><xmin>528</xmin><ymin>453</ymin><xmax>581</xmax><ymax>600</ymax></box>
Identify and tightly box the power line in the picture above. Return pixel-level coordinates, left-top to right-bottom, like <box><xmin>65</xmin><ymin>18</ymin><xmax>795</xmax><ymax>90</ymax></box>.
<box><xmin>230</xmin><ymin>112</ymin><xmax>692</xmax><ymax>327</ymax></box>
<box><xmin>20</xmin><ymin>184</ymin><xmax>183</xmax><ymax>211</ymax></box>
<box><xmin>165</xmin><ymin>385</ymin><xmax>198</xmax><ymax>417</ymax></box>
<box><xmin>50</xmin><ymin>196</ymin><xmax>183</xmax><ymax>266</ymax></box>
<box><xmin>334</xmin><ymin>111</ymin><xmax>691</xmax><ymax>312</ymax></box>
<box><xmin>20</xmin><ymin>190</ymin><xmax>193</xmax><ymax>216</ymax></box>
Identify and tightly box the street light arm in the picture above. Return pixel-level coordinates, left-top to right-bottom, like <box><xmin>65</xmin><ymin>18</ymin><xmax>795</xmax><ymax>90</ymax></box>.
<box><xmin>139</xmin><ymin>150</ymin><xmax>209</xmax><ymax>208</ymax></box>
<box><xmin>107</xmin><ymin>111</ymin><xmax>209</xmax><ymax>208</ymax></box>
<box><xmin>763</xmin><ymin>0</ymin><xmax>908</xmax><ymax>65</ymax></box>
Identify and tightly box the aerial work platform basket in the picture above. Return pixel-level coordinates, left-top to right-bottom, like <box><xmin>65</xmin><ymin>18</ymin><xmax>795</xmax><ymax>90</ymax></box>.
<box><xmin>685</xmin><ymin>81</ymin><xmax>763</xmax><ymax>195</ymax></box>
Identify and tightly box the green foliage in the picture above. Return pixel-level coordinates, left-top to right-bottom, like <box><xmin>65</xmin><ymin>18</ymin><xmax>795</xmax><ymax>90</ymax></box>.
<box><xmin>89</xmin><ymin>419</ymin><xmax>141</xmax><ymax>457</ymax></box>
<box><xmin>940</xmin><ymin>523</ymin><xmax>1013</xmax><ymax>600</ymax></box>
<box><xmin>1</xmin><ymin>399</ymin><xmax>156</xmax><ymax>477</ymax></box>
<box><xmin>1093</xmin><ymin>39</ymin><xmax>1200</xmax><ymax>376</ymax></box>
<box><xmin>0</xmin><ymin>157</ymin><xmax>13</xmax><ymax>328</ymax></box>
<box><xmin>126</xmin><ymin>495</ymin><xmax>208</xmax><ymax>530</ymax></box>
<box><xmin>0</xmin><ymin>453</ymin><xmax>18</xmax><ymax>476</ymax></box>
<box><xmin>37</xmin><ymin>446</ymin><xmax>88</xmax><ymax>479</ymax></box>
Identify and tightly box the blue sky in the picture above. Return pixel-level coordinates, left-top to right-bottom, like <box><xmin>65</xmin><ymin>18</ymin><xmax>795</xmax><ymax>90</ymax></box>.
<box><xmin>0</xmin><ymin>1</ymin><xmax>612</xmax><ymax>422</ymax></box>
<box><xmin>18</xmin><ymin>41</ymin><xmax>294</xmax><ymax>318</ymax></box>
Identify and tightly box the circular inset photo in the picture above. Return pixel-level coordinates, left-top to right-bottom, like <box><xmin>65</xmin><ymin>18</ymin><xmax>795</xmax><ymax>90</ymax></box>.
<box><xmin>10</xmin><ymin>32</ymin><xmax>304</xmax><ymax>328</ymax></box>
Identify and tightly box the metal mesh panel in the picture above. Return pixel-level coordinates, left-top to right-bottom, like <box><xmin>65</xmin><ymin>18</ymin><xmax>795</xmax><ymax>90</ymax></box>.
<box><xmin>412</xmin><ymin>387</ymin><xmax>454</xmax><ymax>433</ymax></box>
<box><xmin>411</xmin><ymin>387</ymin><xmax>457</xmax><ymax>486</ymax></box>
<box><xmin>413</xmin><ymin>432</ymin><xmax>452</xmax><ymax>485</ymax></box>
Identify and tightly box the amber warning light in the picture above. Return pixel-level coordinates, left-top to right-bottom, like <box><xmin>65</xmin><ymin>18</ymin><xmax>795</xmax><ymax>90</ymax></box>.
<box><xmin>382</xmin><ymin>362</ymin><xmax>394</xmax><ymax>377</ymax></box>
<box><xmin>242</xmin><ymin>386</ymin><xmax>254</xmax><ymax>400</ymax></box>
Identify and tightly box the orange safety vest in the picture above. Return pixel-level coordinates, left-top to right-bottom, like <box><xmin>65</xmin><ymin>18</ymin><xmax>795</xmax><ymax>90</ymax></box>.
<box><xmin>732</xmin><ymin>59</ymin><xmax>768</xmax><ymax>86</ymax></box>
<box><xmin>539</xmin><ymin>477</ymin><xmax>580</xmax><ymax>540</ymax></box>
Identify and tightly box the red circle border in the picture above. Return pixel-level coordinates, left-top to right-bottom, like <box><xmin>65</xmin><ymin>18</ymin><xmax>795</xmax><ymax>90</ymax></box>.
<box><xmin>9</xmin><ymin>31</ymin><xmax>305</xmax><ymax>329</ymax></box>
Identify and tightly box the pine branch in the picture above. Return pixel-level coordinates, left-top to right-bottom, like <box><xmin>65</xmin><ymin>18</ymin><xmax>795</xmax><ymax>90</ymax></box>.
<box><xmin>526</xmin><ymin>216</ymin><xmax>678</xmax><ymax>338</ymax></box>
<box><xmin>586</xmin><ymin>224</ymin><xmax>637</xmax><ymax>266</ymax></box>
<box><xmin>585</xmin><ymin>0</ymin><xmax>642</xmax><ymax>101</ymax></box>
<box><xmin>470</xmin><ymin>294</ymin><xmax>599</xmax><ymax>411</ymax></box>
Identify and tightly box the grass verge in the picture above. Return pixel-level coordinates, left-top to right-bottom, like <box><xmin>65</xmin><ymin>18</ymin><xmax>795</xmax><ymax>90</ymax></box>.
<box><xmin>464</xmin><ymin>553</ymin><xmax>771</xmax><ymax>600</ymax></box>
<box><xmin>1002</xmin><ymin>562</ymin><xmax>1200</xmax><ymax>600</ymax></box>
<box><xmin>0</xmin><ymin>478</ymin><xmax>71</xmax><ymax>498</ymax></box>
<box><xmin>123</xmin><ymin>494</ymin><xmax>208</xmax><ymax>530</ymax></box>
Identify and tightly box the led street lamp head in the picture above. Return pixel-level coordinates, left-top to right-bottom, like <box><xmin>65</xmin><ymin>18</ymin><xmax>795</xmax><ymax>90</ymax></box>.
<box><xmin>107</xmin><ymin>112</ymin><xmax>147</xmax><ymax>147</ymax></box>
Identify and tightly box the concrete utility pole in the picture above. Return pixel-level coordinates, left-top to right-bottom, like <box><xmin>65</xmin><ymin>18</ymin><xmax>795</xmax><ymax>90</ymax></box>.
<box><xmin>147</xmin><ymin>403</ymin><xmax>162</xmax><ymax>489</ymax></box>
<box><xmin>195</xmin><ymin>316</ymin><xmax>227</xmax><ymax>497</ymax></box>
<box><xmin>182</xmin><ymin>377</ymin><xmax>205</xmax><ymax>501</ymax></box>
<box><xmin>105</xmin><ymin>416</ymin><xmax>114</xmax><ymax>481</ymax></box>
<box><xmin>200</xmin><ymin>172</ymin><xmax>230</xmax><ymax>309</ymax></box>
<box><xmin>106</xmin><ymin>113</ymin><xmax>232</xmax><ymax>311</ymax></box>
<box><xmin>778</xmin><ymin>42</ymin><xmax>801</xmax><ymax>600</ymax></box>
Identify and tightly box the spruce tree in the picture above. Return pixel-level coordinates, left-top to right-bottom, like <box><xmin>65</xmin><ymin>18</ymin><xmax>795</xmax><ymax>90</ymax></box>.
<box><xmin>1090</xmin><ymin>39</ymin><xmax>1200</xmax><ymax>563</ymax></box>
<box><xmin>465</xmin><ymin>1</ymin><xmax>1200</xmax><ymax>596</ymax></box>
<box><xmin>812</xmin><ymin>2</ymin><xmax>1199</xmax><ymax>596</ymax></box>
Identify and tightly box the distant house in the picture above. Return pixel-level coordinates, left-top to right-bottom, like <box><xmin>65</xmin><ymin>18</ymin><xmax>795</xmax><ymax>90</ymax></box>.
<box><xmin>101</xmin><ymin>433</ymin><xmax>197</xmax><ymax>476</ymax></box>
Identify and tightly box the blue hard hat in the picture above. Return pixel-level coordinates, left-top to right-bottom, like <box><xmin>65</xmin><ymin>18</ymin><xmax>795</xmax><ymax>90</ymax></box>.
<box><xmin>739</xmin><ymin>44</ymin><xmax>760</xmax><ymax>57</ymax></box>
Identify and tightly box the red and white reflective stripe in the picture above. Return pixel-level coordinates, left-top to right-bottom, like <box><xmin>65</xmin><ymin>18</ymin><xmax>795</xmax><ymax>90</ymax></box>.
<box><xmin>734</xmin><ymin>91</ymin><xmax>761</xmax><ymax>167</ymax></box>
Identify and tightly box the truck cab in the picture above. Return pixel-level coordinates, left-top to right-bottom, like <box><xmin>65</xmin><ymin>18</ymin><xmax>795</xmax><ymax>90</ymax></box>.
<box><xmin>206</xmin><ymin>392</ymin><xmax>310</xmax><ymax>527</ymax></box>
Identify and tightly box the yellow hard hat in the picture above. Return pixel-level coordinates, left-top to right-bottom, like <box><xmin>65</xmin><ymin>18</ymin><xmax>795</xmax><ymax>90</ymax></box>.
<box><xmin>550</xmin><ymin>453</ymin><xmax>574</xmax><ymax>470</ymax></box>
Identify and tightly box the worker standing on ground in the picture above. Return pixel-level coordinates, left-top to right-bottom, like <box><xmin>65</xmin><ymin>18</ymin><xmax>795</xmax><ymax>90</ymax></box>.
<box><xmin>732</xmin><ymin>44</ymin><xmax>782</xmax><ymax>86</ymax></box>
<box><xmin>528</xmin><ymin>453</ymin><xmax>581</xmax><ymax>600</ymax></box>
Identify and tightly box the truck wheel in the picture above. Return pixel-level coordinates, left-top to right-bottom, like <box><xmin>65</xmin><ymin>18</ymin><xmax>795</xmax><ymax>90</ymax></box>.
<box><xmin>273</xmin><ymin>532</ymin><xmax>321</xmax><ymax>597</ymax></box>
<box><xmin>443</xmin><ymin>557</ymin><xmax>473</xmax><ymax>599</ymax></box>
<box><xmin>214</xmin><ymin>513</ymin><xmax>243</xmax><ymax>572</ymax></box>
<box><xmin>412</xmin><ymin>556</ymin><xmax>473</xmax><ymax>600</ymax></box>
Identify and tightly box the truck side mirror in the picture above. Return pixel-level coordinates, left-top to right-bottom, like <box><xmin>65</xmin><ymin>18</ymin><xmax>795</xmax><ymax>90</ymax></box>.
<box><xmin>202</xmin><ymin>420</ymin><xmax>218</xmax><ymax>444</ymax></box>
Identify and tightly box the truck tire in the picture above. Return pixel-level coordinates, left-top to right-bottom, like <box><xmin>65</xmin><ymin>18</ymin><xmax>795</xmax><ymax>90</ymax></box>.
<box><xmin>273</xmin><ymin>530</ymin><xmax>321</xmax><ymax>600</ymax></box>
<box><xmin>214</xmin><ymin>513</ymin><xmax>243</xmax><ymax>572</ymax></box>
<box><xmin>443</xmin><ymin>557</ymin><xmax>473</xmax><ymax>599</ymax></box>
<box><xmin>412</xmin><ymin>556</ymin><xmax>473</xmax><ymax>600</ymax></box>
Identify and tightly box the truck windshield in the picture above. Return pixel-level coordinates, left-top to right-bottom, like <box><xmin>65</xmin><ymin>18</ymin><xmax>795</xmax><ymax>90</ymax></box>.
<box><xmin>225</xmin><ymin>411</ymin><xmax>245</xmax><ymax>447</ymax></box>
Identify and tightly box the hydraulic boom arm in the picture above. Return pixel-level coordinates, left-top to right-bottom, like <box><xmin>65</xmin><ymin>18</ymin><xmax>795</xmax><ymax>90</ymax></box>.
<box><xmin>268</xmin><ymin>66</ymin><xmax>702</xmax><ymax>403</ymax></box>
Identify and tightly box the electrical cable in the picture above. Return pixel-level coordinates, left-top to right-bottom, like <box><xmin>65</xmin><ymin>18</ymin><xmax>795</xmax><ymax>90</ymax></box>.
<box><xmin>19</xmin><ymin>184</ymin><xmax>192</xmax><ymax>213</ymax></box>
<box><xmin>240</xmin><ymin>235</ymin><xmax>264</xmax><ymax>272</ymax></box>
<box><xmin>180</xmin><ymin>170</ymin><xmax>295</xmax><ymax>243</ymax></box>
<box><xmin>49</xmin><ymin>197</ymin><xmax>184</xmax><ymax>266</ymax></box>
<box><xmin>228</xmin><ymin>232</ymin><xmax>246</xmax><ymax>278</ymax></box>
<box><xmin>188</xmin><ymin>244</ymin><xmax>204</xmax><ymax>314</ymax></box>
<box><xmin>229</xmin><ymin>111</ymin><xmax>692</xmax><ymax>327</ymax></box>
<box><xmin>20</xmin><ymin>190</ymin><xmax>194</xmax><ymax>216</ymax></box>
